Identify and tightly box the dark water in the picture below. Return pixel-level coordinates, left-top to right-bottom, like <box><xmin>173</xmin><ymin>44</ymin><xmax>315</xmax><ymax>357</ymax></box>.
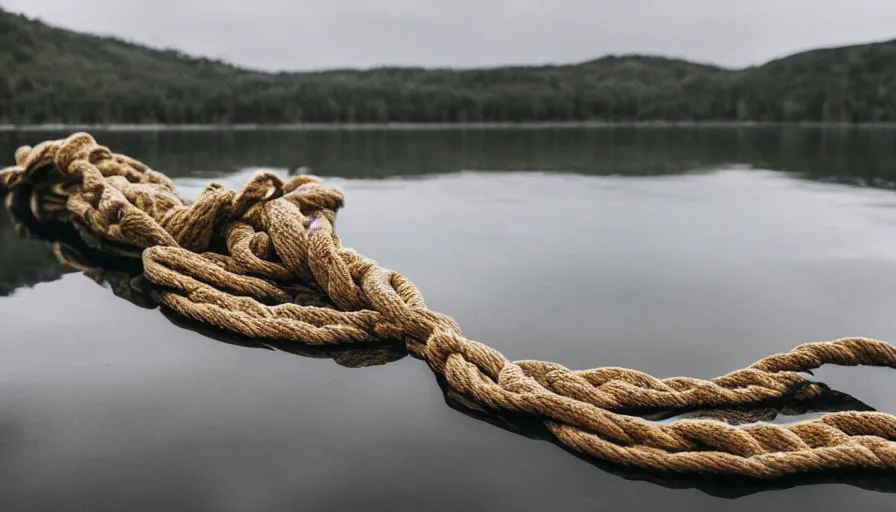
<box><xmin>1</xmin><ymin>127</ymin><xmax>896</xmax><ymax>511</ymax></box>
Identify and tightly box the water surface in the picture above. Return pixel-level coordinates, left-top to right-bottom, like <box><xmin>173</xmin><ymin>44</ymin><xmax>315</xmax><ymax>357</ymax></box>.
<box><xmin>1</xmin><ymin>127</ymin><xmax>896</xmax><ymax>511</ymax></box>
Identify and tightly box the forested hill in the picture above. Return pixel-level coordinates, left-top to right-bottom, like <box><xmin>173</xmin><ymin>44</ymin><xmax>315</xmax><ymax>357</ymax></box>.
<box><xmin>1</xmin><ymin>8</ymin><xmax>895</xmax><ymax>125</ymax></box>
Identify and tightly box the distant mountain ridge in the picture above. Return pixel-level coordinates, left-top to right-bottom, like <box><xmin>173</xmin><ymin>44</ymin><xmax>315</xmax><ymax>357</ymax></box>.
<box><xmin>1</xmin><ymin>8</ymin><xmax>895</xmax><ymax>124</ymax></box>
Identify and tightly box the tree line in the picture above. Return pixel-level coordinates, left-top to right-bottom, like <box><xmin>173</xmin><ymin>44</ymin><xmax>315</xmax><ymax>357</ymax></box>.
<box><xmin>2</xmin><ymin>9</ymin><xmax>895</xmax><ymax>125</ymax></box>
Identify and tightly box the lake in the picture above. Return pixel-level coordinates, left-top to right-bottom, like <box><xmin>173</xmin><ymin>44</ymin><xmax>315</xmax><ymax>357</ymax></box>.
<box><xmin>1</xmin><ymin>126</ymin><xmax>896</xmax><ymax>511</ymax></box>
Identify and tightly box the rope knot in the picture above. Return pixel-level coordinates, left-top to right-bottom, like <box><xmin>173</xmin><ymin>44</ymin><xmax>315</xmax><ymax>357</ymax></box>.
<box><xmin>425</xmin><ymin>331</ymin><xmax>507</xmax><ymax>380</ymax></box>
<box><xmin>52</xmin><ymin>133</ymin><xmax>97</xmax><ymax>173</ymax></box>
<box><xmin>231</xmin><ymin>172</ymin><xmax>285</xmax><ymax>215</ymax></box>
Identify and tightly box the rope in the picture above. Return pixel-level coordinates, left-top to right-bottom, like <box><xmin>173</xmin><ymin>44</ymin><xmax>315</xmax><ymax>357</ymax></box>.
<box><xmin>3</xmin><ymin>132</ymin><xmax>896</xmax><ymax>479</ymax></box>
<box><xmin>5</xmin><ymin>206</ymin><xmax>894</xmax><ymax>496</ymax></box>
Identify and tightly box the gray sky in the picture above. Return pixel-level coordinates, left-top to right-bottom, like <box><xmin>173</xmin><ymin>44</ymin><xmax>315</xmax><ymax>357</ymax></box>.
<box><xmin>4</xmin><ymin>0</ymin><xmax>896</xmax><ymax>71</ymax></box>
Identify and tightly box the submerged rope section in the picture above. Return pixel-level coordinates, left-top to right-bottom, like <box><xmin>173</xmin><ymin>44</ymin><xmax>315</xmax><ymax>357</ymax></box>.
<box><xmin>3</xmin><ymin>133</ymin><xmax>896</xmax><ymax>479</ymax></box>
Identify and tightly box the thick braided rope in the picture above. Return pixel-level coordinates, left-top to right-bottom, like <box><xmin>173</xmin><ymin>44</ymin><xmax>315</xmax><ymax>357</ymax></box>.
<box><xmin>3</xmin><ymin>133</ymin><xmax>896</xmax><ymax>479</ymax></box>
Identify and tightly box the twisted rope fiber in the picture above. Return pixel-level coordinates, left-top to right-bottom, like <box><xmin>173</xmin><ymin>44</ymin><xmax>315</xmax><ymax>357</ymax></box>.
<box><xmin>3</xmin><ymin>133</ymin><xmax>896</xmax><ymax>479</ymax></box>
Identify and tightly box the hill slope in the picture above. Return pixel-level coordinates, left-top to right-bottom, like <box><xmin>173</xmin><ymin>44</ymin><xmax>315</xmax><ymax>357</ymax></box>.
<box><xmin>1</xmin><ymin>9</ymin><xmax>894</xmax><ymax>124</ymax></box>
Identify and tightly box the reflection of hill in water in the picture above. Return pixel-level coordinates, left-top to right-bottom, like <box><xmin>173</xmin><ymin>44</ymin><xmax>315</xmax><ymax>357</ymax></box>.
<box><xmin>2</xmin><ymin>126</ymin><xmax>894</xmax><ymax>182</ymax></box>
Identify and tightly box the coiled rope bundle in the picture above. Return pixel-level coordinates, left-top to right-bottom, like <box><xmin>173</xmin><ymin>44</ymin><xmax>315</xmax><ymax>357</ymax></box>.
<box><xmin>2</xmin><ymin>133</ymin><xmax>896</xmax><ymax>479</ymax></box>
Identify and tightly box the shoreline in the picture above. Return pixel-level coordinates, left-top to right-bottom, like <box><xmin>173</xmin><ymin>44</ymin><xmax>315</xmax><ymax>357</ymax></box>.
<box><xmin>3</xmin><ymin>121</ymin><xmax>896</xmax><ymax>132</ymax></box>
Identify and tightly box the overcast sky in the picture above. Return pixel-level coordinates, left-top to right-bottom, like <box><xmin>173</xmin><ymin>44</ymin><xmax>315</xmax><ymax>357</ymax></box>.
<box><xmin>4</xmin><ymin>0</ymin><xmax>896</xmax><ymax>71</ymax></box>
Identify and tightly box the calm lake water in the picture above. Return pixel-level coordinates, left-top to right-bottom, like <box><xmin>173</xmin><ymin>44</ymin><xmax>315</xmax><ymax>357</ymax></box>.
<box><xmin>1</xmin><ymin>127</ymin><xmax>896</xmax><ymax>511</ymax></box>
